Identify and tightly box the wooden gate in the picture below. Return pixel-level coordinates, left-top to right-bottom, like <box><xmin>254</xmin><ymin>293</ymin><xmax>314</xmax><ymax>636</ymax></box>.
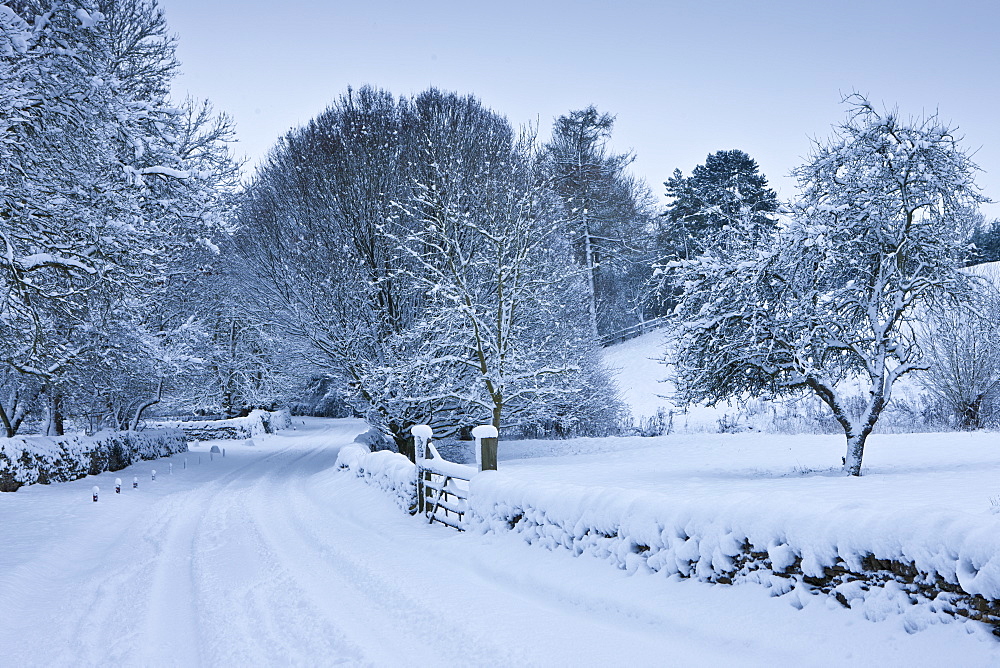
<box><xmin>417</xmin><ymin>443</ymin><xmax>475</xmax><ymax>531</ymax></box>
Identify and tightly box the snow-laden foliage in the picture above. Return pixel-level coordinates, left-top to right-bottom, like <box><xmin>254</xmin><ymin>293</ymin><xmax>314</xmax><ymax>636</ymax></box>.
<box><xmin>234</xmin><ymin>87</ymin><xmax>623</xmax><ymax>445</ymax></box>
<box><xmin>0</xmin><ymin>1</ymin><xmax>238</xmax><ymax>434</ymax></box>
<box><xmin>667</xmin><ymin>95</ymin><xmax>986</xmax><ymax>475</ymax></box>
<box><xmin>0</xmin><ymin>427</ymin><xmax>186</xmax><ymax>491</ymax></box>
<box><xmin>540</xmin><ymin>106</ymin><xmax>657</xmax><ymax>338</ymax></box>
<box><xmin>658</xmin><ymin>149</ymin><xmax>779</xmax><ymax>262</ymax></box>
<box><xmin>916</xmin><ymin>265</ymin><xmax>1000</xmax><ymax>429</ymax></box>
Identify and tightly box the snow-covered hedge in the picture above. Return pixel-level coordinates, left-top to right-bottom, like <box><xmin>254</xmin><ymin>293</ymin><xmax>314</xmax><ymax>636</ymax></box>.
<box><xmin>0</xmin><ymin>429</ymin><xmax>187</xmax><ymax>492</ymax></box>
<box><xmin>465</xmin><ymin>472</ymin><xmax>1000</xmax><ymax>632</ymax></box>
<box><xmin>336</xmin><ymin>443</ymin><xmax>416</xmax><ymax>513</ymax></box>
<box><xmin>352</xmin><ymin>428</ymin><xmax>395</xmax><ymax>451</ymax></box>
<box><xmin>154</xmin><ymin>409</ymin><xmax>293</xmax><ymax>440</ymax></box>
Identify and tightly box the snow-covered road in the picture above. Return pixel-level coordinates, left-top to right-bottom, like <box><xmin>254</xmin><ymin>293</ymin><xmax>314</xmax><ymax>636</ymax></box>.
<box><xmin>2</xmin><ymin>418</ymin><xmax>997</xmax><ymax>666</ymax></box>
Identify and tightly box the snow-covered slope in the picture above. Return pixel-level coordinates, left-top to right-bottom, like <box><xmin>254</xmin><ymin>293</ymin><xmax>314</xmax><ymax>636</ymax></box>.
<box><xmin>602</xmin><ymin>328</ymin><xmax>730</xmax><ymax>431</ymax></box>
<box><xmin>602</xmin><ymin>326</ymin><xmax>932</xmax><ymax>435</ymax></box>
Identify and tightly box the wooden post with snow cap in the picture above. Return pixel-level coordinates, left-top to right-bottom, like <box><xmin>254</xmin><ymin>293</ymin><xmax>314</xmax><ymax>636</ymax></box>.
<box><xmin>472</xmin><ymin>424</ymin><xmax>499</xmax><ymax>471</ymax></box>
<box><xmin>92</xmin><ymin>486</ymin><xmax>99</xmax><ymax>502</ymax></box>
<box><xmin>411</xmin><ymin>425</ymin><xmax>433</xmax><ymax>514</ymax></box>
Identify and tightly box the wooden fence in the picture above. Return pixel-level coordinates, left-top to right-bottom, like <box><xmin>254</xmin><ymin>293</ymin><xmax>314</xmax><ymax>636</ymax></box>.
<box><xmin>599</xmin><ymin>316</ymin><xmax>669</xmax><ymax>347</ymax></box>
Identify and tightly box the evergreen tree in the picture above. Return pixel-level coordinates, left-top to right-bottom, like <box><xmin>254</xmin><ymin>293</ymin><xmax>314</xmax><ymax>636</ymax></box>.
<box><xmin>658</xmin><ymin>149</ymin><xmax>778</xmax><ymax>261</ymax></box>
<box><xmin>967</xmin><ymin>218</ymin><xmax>1000</xmax><ymax>265</ymax></box>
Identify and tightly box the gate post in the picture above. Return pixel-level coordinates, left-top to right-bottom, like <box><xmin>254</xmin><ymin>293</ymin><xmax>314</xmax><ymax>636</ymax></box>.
<box><xmin>410</xmin><ymin>425</ymin><xmax>433</xmax><ymax>513</ymax></box>
<box><xmin>471</xmin><ymin>425</ymin><xmax>499</xmax><ymax>471</ymax></box>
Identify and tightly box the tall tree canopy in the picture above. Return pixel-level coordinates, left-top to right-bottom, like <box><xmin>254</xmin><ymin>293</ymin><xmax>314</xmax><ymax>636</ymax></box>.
<box><xmin>233</xmin><ymin>87</ymin><xmax>622</xmax><ymax>447</ymax></box>
<box><xmin>542</xmin><ymin>106</ymin><xmax>656</xmax><ymax>338</ymax></box>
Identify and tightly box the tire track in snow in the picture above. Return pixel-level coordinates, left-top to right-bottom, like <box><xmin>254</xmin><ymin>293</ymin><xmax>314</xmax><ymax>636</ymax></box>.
<box><xmin>187</xmin><ymin>440</ymin><xmax>368</xmax><ymax>665</ymax></box>
<box><xmin>55</xmin><ymin>443</ymin><xmax>301</xmax><ymax>665</ymax></box>
<box><xmin>0</xmin><ymin>438</ymin><xmax>321</xmax><ymax>666</ymax></box>
<box><xmin>241</xmin><ymin>447</ymin><xmax>537</xmax><ymax>667</ymax></box>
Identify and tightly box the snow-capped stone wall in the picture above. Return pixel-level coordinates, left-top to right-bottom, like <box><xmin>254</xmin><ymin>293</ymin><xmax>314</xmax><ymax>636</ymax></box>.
<box><xmin>464</xmin><ymin>471</ymin><xmax>1000</xmax><ymax>634</ymax></box>
<box><xmin>0</xmin><ymin>429</ymin><xmax>187</xmax><ymax>492</ymax></box>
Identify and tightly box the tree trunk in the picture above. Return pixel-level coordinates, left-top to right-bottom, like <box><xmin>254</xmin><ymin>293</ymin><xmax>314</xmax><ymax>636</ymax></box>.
<box><xmin>395</xmin><ymin>431</ymin><xmax>415</xmax><ymax>463</ymax></box>
<box><xmin>582</xmin><ymin>222</ymin><xmax>600</xmax><ymax>341</ymax></box>
<box><xmin>130</xmin><ymin>379</ymin><xmax>164</xmax><ymax>431</ymax></box>
<box><xmin>10</xmin><ymin>387</ymin><xmax>35</xmax><ymax>436</ymax></box>
<box><xmin>959</xmin><ymin>395</ymin><xmax>984</xmax><ymax>431</ymax></box>
<box><xmin>44</xmin><ymin>392</ymin><xmax>64</xmax><ymax>437</ymax></box>
<box><xmin>0</xmin><ymin>403</ymin><xmax>13</xmax><ymax>438</ymax></box>
<box><xmin>492</xmin><ymin>402</ymin><xmax>502</xmax><ymax>433</ymax></box>
<box><xmin>806</xmin><ymin>377</ymin><xmax>879</xmax><ymax>477</ymax></box>
<box><xmin>843</xmin><ymin>432</ymin><xmax>867</xmax><ymax>476</ymax></box>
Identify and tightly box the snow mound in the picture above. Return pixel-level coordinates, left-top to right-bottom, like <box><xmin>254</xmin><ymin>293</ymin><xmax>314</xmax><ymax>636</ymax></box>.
<box><xmin>465</xmin><ymin>471</ymin><xmax>1000</xmax><ymax>630</ymax></box>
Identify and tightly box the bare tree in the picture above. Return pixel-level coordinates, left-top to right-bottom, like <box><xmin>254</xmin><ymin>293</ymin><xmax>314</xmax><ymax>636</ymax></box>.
<box><xmin>917</xmin><ymin>268</ymin><xmax>1000</xmax><ymax>429</ymax></box>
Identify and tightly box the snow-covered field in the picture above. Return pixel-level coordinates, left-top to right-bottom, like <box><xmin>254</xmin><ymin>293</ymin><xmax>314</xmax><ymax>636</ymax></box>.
<box><xmin>2</xmin><ymin>418</ymin><xmax>1000</xmax><ymax>666</ymax></box>
<box><xmin>602</xmin><ymin>327</ymin><xmax>748</xmax><ymax>432</ymax></box>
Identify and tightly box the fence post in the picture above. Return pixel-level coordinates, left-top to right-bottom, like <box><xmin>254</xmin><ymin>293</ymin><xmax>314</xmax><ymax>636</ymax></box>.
<box><xmin>471</xmin><ymin>425</ymin><xmax>499</xmax><ymax>471</ymax></box>
<box><xmin>410</xmin><ymin>425</ymin><xmax>433</xmax><ymax>514</ymax></box>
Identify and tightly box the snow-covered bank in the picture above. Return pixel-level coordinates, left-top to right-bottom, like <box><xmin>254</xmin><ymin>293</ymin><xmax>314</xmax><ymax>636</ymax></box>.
<box><xmin>336</xmin><ymin>442</ymin><xmax>416</xmax><ymax>512</ymax></box>
<box><xmin>467</xmin><ymin>468</ymin><xmax>1000</xmax><ymax>633</ymax></box>
<box><xmin>0</xmin><ymin>428</ymin><xmax>186</xmax><ymax>492</ymax></box>
<box><xmin>151</xmin><ymin>407</ymin><xmax>293</xmax><ymax>440</ymax></box>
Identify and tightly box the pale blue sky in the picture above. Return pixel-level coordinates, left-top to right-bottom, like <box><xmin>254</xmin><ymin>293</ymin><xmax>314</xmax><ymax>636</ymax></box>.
<box><xmin>164</xmin><ymin>0</ymin><xmax>1000</xmax><ymax>216</ymax></box>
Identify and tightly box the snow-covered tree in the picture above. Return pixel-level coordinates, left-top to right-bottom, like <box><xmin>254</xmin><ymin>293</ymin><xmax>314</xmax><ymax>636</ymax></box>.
<box><xmin>0</xmin><ymin>1</ymin><xmax>237</xmax><ymax>432</ymax></box>
<box><xmin>966</xmin><ymin>217</ymin><xmax>1000</xmax><ymax>265</ymax></box>
<box><xmin>658</xmin><ymin>149</ymin><xmax>778</xmax><ymax>261</ymax></box>
<box><xmin>668</xmin><ymin>96</ymin><xmax>985</xmax><ymax>476</ymax></box>
<box><xmin>917</xmin><ymin>268</ymin><xmax>1000</xmax><ymax>430</ymax></box>
<box><xmin>234</xmin><ymin>88</ymin><xmax>623</xmax><ymax>443</ymax></box>
<box><xmin>542</xmin><ymin>107</ymin><xmax>656</xmax><ymax>338</ymax></box>
<box><xmin>397</xmin><ymin>102</ymin><xmax>599</xmax><ymax>430</ymax></box>
<box><xmin>231</xmin><ymin>86</ymin><xmax>433</xmax><ymax>445</ymax></box>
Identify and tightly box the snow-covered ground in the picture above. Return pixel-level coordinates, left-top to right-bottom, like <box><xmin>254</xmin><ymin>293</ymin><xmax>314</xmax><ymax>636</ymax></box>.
<box><xmin>2</xmin><ymin>418</ymin><xmax>1000</xmax><ymax>665</ymax></box>
<box><xmin>602</xmin><ymin>328</ymin><xmax>738</xmax><ymax>431</ymax></box>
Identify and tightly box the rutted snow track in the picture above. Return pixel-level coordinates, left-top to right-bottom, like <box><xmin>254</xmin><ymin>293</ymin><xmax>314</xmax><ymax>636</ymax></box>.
<box><xmin>1</xmin><ymin>418</ymin><xmax>998</xmax><ymax>667</ymax></box>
